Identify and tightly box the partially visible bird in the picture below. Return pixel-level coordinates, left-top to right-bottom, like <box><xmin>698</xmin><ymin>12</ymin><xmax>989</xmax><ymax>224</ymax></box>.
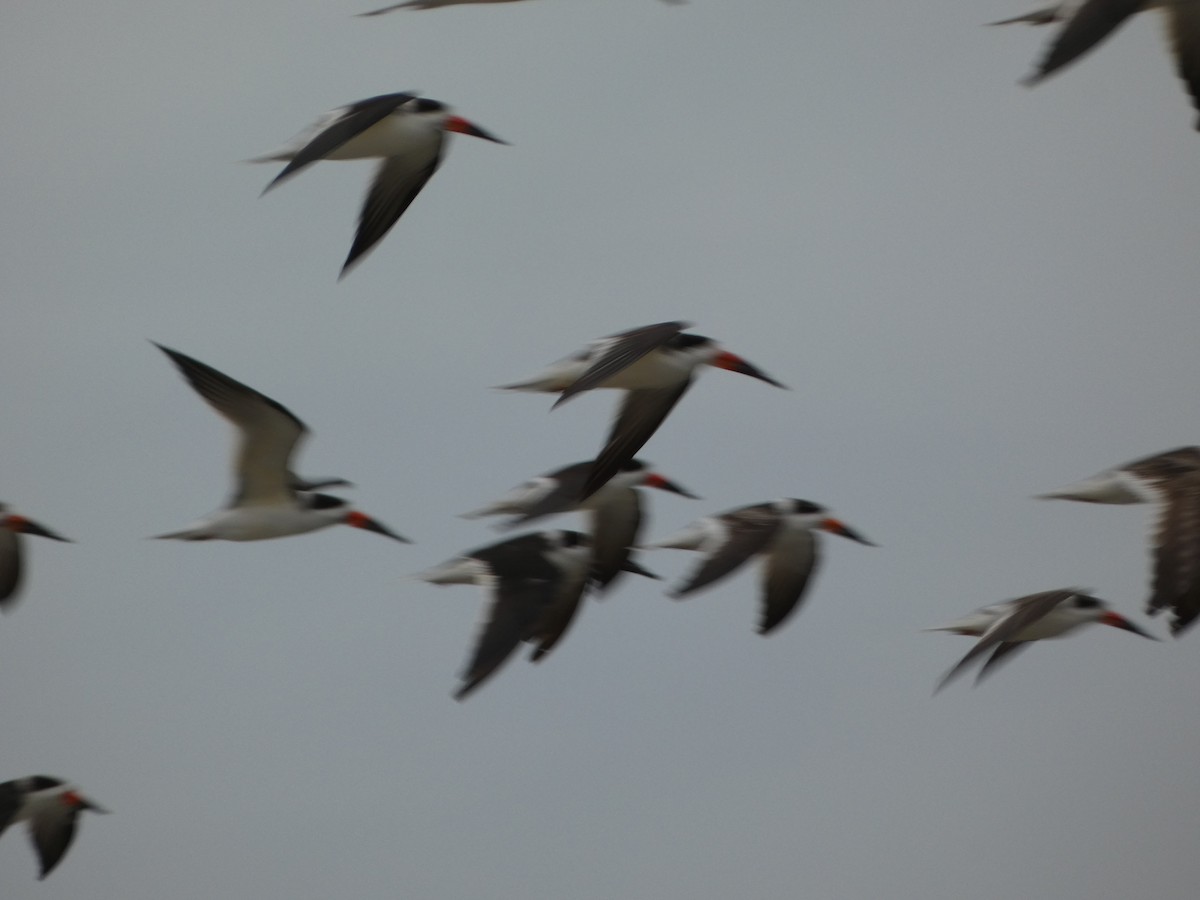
<box><xmin>358</xmin><ymin>0</ymin><xmax>684</xmax><ymax>15</ymax></box>
<box><xmin>0</xmin><ymin>776</ymin><xmax>107</xmax><ymax>880</ymax></box>
<box><xmin>460</xmin><ymin>458</ymin><xmax>697</xmax><ymax>588</ymax></box>
<box><xmin>152</xmin><ymin>343</ymin><xmax>409</xmax><ymax>543</ymax></box>
<box><xmin>415</xmin><ymin>530</ymin><xmax>657</xmax><ymax>699</ymax></box>
<box><xmin>253</xmin><ymin>92</ymin><xmax>507</xmax><ymax>277</ymax></box>
<box><xmin>0</xmin><ymin>506</ymin><xmax>70</xmax><ymax>612</ymax></box>
<box><xmin>991</xmin><ymin>1</ymin><xmax>1200</xmax><ymax>129</ymax></box>
<box><xmin>643</xmin><ymin>498</ymin><xmax>874</xmax><ymax>635</ymax></box>
<box><xmin>498</xmin><ymin>321</ymin><xmax>784</xmax><ymax>500</ymax></box>
<box><xmin>1037</xmin><ymin>446</ymin><xmax>1200</xmax><ymax>635</ymax></box>
<box><xmin>927</xmin><ymin>588</ymin><xmax>1157</xmax><ymax>692</ymax></box>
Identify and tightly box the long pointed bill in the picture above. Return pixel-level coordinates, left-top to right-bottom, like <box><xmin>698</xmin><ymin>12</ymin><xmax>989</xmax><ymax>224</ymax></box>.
<box><xmin>642</xmin><ymin>473</ymin><xmax>700</xmax><ymax>499</ymax></box>
<box><xmin>820</xmin><ymin>518</ymin><xmax>876</xmax><ymax>547</ymax></box>
<box><xmin>444</xmin><ymin>116</ymin><xmax>509</xmax><ymax>145</ymax></box>
<box><xmin>6</xmin><ymin>516</ymin><xmax>72</xmax><ymax>542</ymax></box>
<box><xmin>1100</xmin><ymin>611</ymin><xmax>1159</xmax><ymax>640</ymax></box>
<box><xmin>711</xmin><ymin>352</ymin><xmax>786</xmax><ymax>388</ymax></box>
<box><xmin>344</xmin><ymin>511</ymin><xmax>412</xmax><ymax>544</ymax></box>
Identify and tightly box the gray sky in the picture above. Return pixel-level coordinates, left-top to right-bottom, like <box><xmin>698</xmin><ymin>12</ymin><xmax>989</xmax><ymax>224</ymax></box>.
<box><xmin>3</xmin><ymin>0</ymin><xmax>1200</xmax><ymax>897</ymax></box>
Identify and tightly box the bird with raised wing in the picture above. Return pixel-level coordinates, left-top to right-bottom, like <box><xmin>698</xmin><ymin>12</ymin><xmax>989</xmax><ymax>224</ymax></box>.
<box><xmin>253</xmin><ymin>93</ymin><xmax>507</xmax><ymax>277</ymax></box>
<box><xmin>928</xmin><ymin>588</ymin><xmax>1156</xmax><ymax>692</ymax></box>
<box><xmin>151</xmin><ymin>343</ymin><xmax>409</xmax><ymax>543</ymax></box>
<box><xmin>643</xmin><ymin>498</ymin><xmax>874</xmax><ymax>635</ymax></box>
<box><xmin>1037</xmin><ymin>446</ymin><xmax>1200</xmax><ymax>635</ymax></box>
<box><xmin>499</xmin><ymin>321</ymin><xmax>784</xmax><ymax>500</ymax></box>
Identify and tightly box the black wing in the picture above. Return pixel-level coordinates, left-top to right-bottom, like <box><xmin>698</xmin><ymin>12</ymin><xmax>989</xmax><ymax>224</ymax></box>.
<box><xmin>341</xmin><ymin>151</ymin><xmax>444</xmax><ymax>277</ymax></box>
<box><xmin>582</xmin><ymin>383</ymin><xmax>691</xmax><ymax>500</ymax></box>
<box><xmin>263</xmin><ymin>93</ymin><xmax>415</xmax><ymax>193</ymax></box>
<box><xmin>553</xmin><ymin>321</ymin><xmax>690</xmax><ymax>407</ymax></box>
<box><xmin>1023</xmin><ymin>0</ymin><xmax>1145</xmax><ymax>84</ymax></box>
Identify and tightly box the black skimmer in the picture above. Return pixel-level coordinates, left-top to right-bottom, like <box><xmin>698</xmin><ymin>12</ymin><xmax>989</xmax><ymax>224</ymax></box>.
<box><xmin>992</xmin><ymin>1</ymin><xmax>1200</xmax><ymax>129</ymax></box>
<box><xmin>0</xmin><ymin>776</ymin><xmax>107</xmax><ymax>880</ymax></box>
<box><xmin>415</xmin><ymin>530</ymin><xmax>657</xmax><ymax>699</ymax></box>
<box><xmin>498</xmin><ymin>321</ymin><xmax>784</xmax><ymax>500</ymax></box>
<box><xmin>253</xmin><ymin>93</ymin><xmax>507</xmax><ymax>278</ymax></box>
<box><xmin>642</xmin><ymin>498</ymin><xmax>874</xmax><ymax>634</ymax></box>
<box><xmin>0</xmin><ymin>506</ymin><xmax>70</xmax><ymax>612</ymax></box>
<box><xmin>928</xmin><ymin>588</ymin><xmax>1157</xmax><ymax>692</ymax></box>
<box><xmin>460</xmin><ymin>458</ymin><xmax>697</xmax><ymax>589</ymax></box>
<box><xmin>151</xmin><ymin>343</ymin><xmax>409</xmax><ymax>543</ymax></box>
<box><xmin>358</xmin><ymin>0</ymin><xmax>684</xmax><ymax>14</ymax></box>
<box><xmin>1037</xmin><ymin>446</ymin><xmax>1200</xmax><ymax>635</ymax></box>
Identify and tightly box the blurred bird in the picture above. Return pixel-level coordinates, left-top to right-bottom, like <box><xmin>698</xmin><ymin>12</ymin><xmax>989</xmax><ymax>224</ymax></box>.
<box><xmin>0</xmin><ymin>505</ymin><xmax>70</xmax><ymax>612</ymax></box>
<box><xmin>643</xmin><ymin>498</ymin><xmax>874</xmax><ymax>634</ymax></box>
<box><xmin>1037</xmin><ymin>446</ymin><xmax>1200</xmax><ymax>635</ymax></box>
<box><xmin>928</xmin><ymin>588</ymin><xmax>1157</xmax><ymax>692</ymax></box>
<box><xmin>152</xmin><ymin>343</ymin><xmax>409</xmax><ymax>543</ymax></box>
<box><xmin>253</xmin><ymin>93</ymin><xmax>507</xmax><ymax>277</ymax></box>
<box><xmin>991</xmin><ymin>0</ymin><xmax>1200</xmax><ymax>129</ymax></box>
<box><xmin>0</xmin><ymin>776</ymin><xmax>107</xmax><ymax>880</ymax></box>
<box><xmin>415</xmin><ymin>530</ymin><xmax>657</xmax><ymax>699</ymax></box>
<box><xmin>498</xmin><ymin>321</ymin><xmax>784</xmax><ymax>500</ymax></box>
<box><xmin>460</xmin><ymin>458</ymin><xmax>697</xmax><ymax>588</ymax></box>
<box><xmin>359</xmin><ymin>0</ymin><xmax>684</xmax><ymax>15</ymax></box>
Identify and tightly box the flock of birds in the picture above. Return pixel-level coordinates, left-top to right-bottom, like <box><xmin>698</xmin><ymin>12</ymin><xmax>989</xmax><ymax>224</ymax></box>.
<box><xmin>3</xmin><ymin>0</ymin><xmax>1199</xmax><ymax>883</ymax></box>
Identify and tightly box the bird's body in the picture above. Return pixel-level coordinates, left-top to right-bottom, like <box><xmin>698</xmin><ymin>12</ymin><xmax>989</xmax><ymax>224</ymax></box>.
<box><xmin>0</xmin><ymin>506</ymin><xmax>70</xmax><ymax>611</ymax></box>
<box><xmin>928</xmin><ymin>589</ymin><xmax>1156</xmax><ymax>691</ymax></box>
<box><xmin>993</xmin><ymin>0</ymin><xmax>1200</xmax><ymax>129</ymax></box>
<box><xmin>254</xmin><ymin>93</ymin><xmax>506</xmax><ymax>277</ymax></box>
<box><xmin>416</xmin><ymin>530</ymin><xmax>654</xmax><ymax>699</ymax></box>
<box><xmin>152</xmin><ymin>344</ymin><xmax>408</xmax><ymax>544</ymax></box>
<box><xmin>0</xmin><ymin>776</ymin><xmax>106</xmax><ymax>880</ymax></box>
<box><xmin>499</xmin><ymin>322</ymin><xmax>783</xmax><ymax>500</ymax></box>
<box><xmin>1038</xmin><ymin>446</ymin><xmax>1200</xmax><ymax>634</ymax></box>
<box><xmin>644</xmin><ymin>498</ymin><xmax>874</xmax><ymax>635</ymax></box>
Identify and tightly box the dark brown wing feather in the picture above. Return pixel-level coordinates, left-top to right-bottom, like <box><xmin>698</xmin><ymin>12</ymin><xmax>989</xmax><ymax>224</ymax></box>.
<box><xmin>582</xmin><ymin>383</ymin><xmax>691</xmax><ymax>500</ymax></box>
<box><xmin>455</xmin><ymin>577</ymin><xmax>556</xmax><ymax>701</ymax></box>
<box><xmin>29</xmin><ymin>806</ymin><xmax>80</xmax><ymax>880</ymax></box>
<box><xmin>974</xmin><ymin>641</ymin><xmax>1032</xmax><ymax>684</ymax></box>
<box><xmin>588</xmin><ymin>489</ymin><xmax>642</xmax><ymax>589</ymax></box>
<box><xmin>0</xmin><ymin>530</ymin><xmax>22</xmax><ymax>608</ymax></box>
<box><xmin>1164</xmin><ymin>3</ymin><xmax>1200</xmax><ymax>129</ymax></box>
<box><xmin>758</xmin><ymin>527</ymin><xmax>818</xmax><ymax>635</ymax></box>
<box><xmin>935</xmin><ymin>590</ymin><xmax>1075</xmax><ymax>692</ymax></box>
<box><xmin>1024</xmin><ymin>0</ymin><xmax>1145</xmax><ymax>83</ymax></box>
<box><xmin>554</xmin><ymin>321</ymin><xmax>689</xmax><ymax>407</ymax></box>
<box><xmin>263</xmin><ymin>93</ymin><xmax>415</xmax><ymax>192</ymax></box>
<box><xmin>1146</xmin><ymin>472</ymin><xmax>1200</xmax><ymax>635</ymax></box>
<box><xmin>342</xmin><ymin>151</ymin><xmax>443</xmax><ymax>277</ymax></box>
<box><xmin>670</xmin><ymin>506</ymin><xmax>782</xmax><ymax>599</ymax></box>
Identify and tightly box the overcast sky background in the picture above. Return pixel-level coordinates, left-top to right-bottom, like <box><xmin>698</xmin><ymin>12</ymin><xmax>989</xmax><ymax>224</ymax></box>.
<box><xmin>2</xmin><ymin>0</ymin><xmax>1200</xmax><ymax>896</ymax></box>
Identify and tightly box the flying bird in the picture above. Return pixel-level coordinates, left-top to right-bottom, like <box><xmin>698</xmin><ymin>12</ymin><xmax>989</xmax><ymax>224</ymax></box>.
<box><xmin>0</xmin><ymin>776</ymin><xmax>107</xmax><ymax>880</ymax></box>
<box><xmin>498</xmin><ymin>321</ymin><xmax>784</xmax><ymax>500</ymax></box>
<box><xmin>642</xmin><ymin>498</ymin><xmax>874</xmax><ymax>634</ymax></box>
<box><xmin>253</xmin><ymin>93</ymin><xmax>507</xmax><ymax>277</ymax></box>
<box><xmin>0</xmin><ymin>506</ymin><xmax>70</xmax><ymax>612</ymax></box>
<box><xmin>358</xmin><ymin>0</ymin><xmax>684</xmax><ymax>15</ymax></box>
<box><xmin>460</xmin><ymin>458</ymin><xmax>697</xmax><ymax>588</ymax></box>
<box><xmin>991</xmin><ymin>0</ymin><xmax>1200</xmax><ymax>129</ymax></box>
<box><xmin>1037</xmin><ymin>446</ymin><xmax>1200</xmax><ymax>635</ymax></box>
<box><xmin>415</xmin><ymin>530</ymin><xmax>657</xmax><ymax>699</ymax></box>
<box><xmin>928</xmin><ymin>588</ymin><xmax>1156</xmax><ymax>692</ymax></box>
<box><xmin>151</xmin><ymin>343</ymin><xmax>409</xmax><ymax>543</ymax></box>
